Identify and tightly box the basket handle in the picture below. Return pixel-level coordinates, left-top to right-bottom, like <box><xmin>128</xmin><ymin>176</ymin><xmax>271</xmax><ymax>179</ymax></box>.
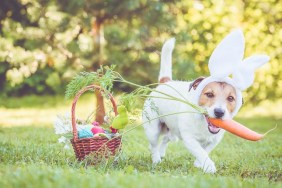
<box><xmin>71</xmin><ymin>84</ymin><xmax>118</xmax><ymax>141</ymax></box>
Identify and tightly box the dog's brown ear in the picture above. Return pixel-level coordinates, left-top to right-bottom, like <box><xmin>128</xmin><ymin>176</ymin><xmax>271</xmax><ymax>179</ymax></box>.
<box><xmin>189</xmin><ymin>77</ymin><xmax>205</xmax><ymax>91</ymax></box>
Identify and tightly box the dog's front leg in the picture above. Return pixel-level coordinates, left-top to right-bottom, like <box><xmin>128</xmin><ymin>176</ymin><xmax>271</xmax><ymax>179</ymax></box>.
<box><xmin>203</xmin><ymin>133</ymin><xmax>224</xmax><ymax>154</ymax></box>
<box><xmin>204</xmin><ymin>130</ymin><xmax>225</xmax><ymax>154</ymax></box>
<box><xmin>182</xmin><ymin>137</ymin><xmax>216</xmax><ymax>173</ymax></box>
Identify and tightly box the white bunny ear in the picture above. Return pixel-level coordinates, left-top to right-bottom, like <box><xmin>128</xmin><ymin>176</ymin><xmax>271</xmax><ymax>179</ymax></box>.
<box><xmin>242</xmin><ymin>55</ymin><xmax>270</xmax><ymax>70</ymax></box>
<box><xmin>209</xmin><ymin>29</ymin><xmax>245</xmax><ymax>78</ymax></box>
<box><xmin>233</xmin><ymin>55</ymin><xmax>270</xmax><ymax>90</ymax></box>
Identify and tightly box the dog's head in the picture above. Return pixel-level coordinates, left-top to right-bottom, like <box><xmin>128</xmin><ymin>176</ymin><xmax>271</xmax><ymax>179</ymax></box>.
<box><xmin>200</xmin><ymin>81</ymin><xmax>238</xmax><ymax>134</ymax></box>
<box><xmin>190</xmin><ymin>78</ymin><xmax>239</xmax><ymax>134</ymax></box>
<box><xmin>190</xmin><ymin>30</ymin><xmax>269</xmax><ymax>134</ymax></box>
<box><xmin>199</xmin><ymin>81</ymin><xmax>236</xmax><ymax>120</ymax></box>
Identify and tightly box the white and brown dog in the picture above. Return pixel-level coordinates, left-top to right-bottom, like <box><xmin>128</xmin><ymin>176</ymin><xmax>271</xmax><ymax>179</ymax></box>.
<box><xmin>142</xmin><ymin>30</ymin><xmax>269</xmax><ymax>173</ymax></box>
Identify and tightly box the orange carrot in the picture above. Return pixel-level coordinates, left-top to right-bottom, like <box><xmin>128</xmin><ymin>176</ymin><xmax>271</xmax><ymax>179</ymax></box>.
<box><xmin>208</xmin><ymin>118</ymin><xmax>264</xmax><ymax>141</ymax></box>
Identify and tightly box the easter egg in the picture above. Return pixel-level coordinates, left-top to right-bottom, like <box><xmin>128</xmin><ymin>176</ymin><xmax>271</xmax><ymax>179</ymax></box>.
<box><xmin>91</xmin><ymin>126</ymin><xmax>105</xmax><ymax>134</ymax></box>
<box><xmin>78</xmin><ymin>129</ymin><xmax>94</xmax><ymax>138</ymax></box>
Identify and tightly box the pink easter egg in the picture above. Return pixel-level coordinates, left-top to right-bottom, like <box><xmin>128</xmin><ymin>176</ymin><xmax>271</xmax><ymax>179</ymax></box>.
<box><xmin>91</xmin><ymin>126</ymin><xmax>105</xmax><ymax>134</ymax></box>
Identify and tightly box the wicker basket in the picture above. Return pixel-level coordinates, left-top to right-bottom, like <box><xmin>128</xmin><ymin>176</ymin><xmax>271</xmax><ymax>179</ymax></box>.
<box><xmin>70</xmin><ymin>84</ymin><xmax>122</xmax><ymax>161</ymax></box>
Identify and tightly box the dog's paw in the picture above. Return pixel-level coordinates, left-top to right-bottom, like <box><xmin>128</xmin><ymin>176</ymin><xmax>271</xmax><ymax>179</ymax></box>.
<box><xmin>194</xmin><ymin>159</ymin><xmax>201</xmax><ymax>168</ymax></box>
<box><xmin>194</xmin><ymin>158</ymin><xmax>216</xmax><ymax>174</ymax></box>
<box><xmin>202</xmin><ymin>159</ymin><xmax>216</xmax><ymax>173</ymax></box>
<box><xmin>152</xmin><ymin>154</ymin><xmax>162</xmax><ymax>164</ymax></box>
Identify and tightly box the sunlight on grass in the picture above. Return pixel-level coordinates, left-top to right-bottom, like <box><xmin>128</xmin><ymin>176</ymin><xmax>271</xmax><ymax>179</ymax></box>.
<box><xmin>0</xmin><ymin>94</ymin><xmax>98</xmax><ymax>127</ymax></box>
<box><xmin>238</xmin><ymin>99</ymin><xmax>282</xmax><ymax>118</ymax></box>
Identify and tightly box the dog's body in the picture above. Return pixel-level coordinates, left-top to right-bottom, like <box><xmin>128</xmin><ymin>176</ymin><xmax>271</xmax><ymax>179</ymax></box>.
<box><xmin>142</xmin><ymin>38</ymin><xmax>238</xmax><ymax>173</ymax></box>
<box><xmin>143</xmin><ymin>30</ymin><xmax>269</xmax><ymax>173</ymax></box>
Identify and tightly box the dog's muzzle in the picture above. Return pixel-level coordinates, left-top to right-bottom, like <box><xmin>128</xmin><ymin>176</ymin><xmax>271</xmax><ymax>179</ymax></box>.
<box><xmin>205</xmin><ymin>116</ymin><xmax>220</xmax><ymax>134</ymax></box>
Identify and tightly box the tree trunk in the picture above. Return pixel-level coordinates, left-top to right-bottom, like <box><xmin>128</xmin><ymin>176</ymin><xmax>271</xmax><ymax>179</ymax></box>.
<box><xmin>92</xmin><ymin>19</ymin><xmax>106</xmax><ymax>124</ymax></box>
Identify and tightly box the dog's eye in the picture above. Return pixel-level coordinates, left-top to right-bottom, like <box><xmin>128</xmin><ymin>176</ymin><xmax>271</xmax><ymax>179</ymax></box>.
<box><xmin>227</xmin><ymin>96</ymin><xmax>235</xmax><ymax>102</ymax></box>
<box><xmin>205</xmin><ymin>92</ymin><xmax>214</xmax><ymax>98</ymax></box>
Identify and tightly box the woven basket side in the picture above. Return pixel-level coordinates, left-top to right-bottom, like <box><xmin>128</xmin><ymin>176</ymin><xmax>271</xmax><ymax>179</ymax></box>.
<box><xmin>71</xmin><ymin>137</ymin><xmax>122</xmax><ymax>161</ymax></box>
<box><xmin>70</xmin><ymin>84</ymin><xmax>121</xmax><ymax>162</ymax></box>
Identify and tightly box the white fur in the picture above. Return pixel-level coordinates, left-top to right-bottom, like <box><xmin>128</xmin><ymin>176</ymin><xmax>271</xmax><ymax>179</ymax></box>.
<box><xmin>143</xmin><ymin>81</ymin><xmax>225</xmax><ymax>173</ymax></box>
<box><xmin>158</xmin><ymin>38</ymin><xmax>175</xmax><ymax>81</ymax></box>
<box><xmin>143</xmin><ymin>39</ymin><xmax>224</xmax><ymax>174</ymax></box>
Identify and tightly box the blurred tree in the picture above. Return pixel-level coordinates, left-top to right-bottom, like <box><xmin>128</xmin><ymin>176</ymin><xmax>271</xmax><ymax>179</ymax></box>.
<box><xmin>0</xmin><ymin>0</ymin><xmax>281</xmax><ymax>107</ymax></box>
<box><xmin>0</xmin><ymin>0</ymin><xmax>176</xmax><ymax>123</ymax></box>
<box><xmin>0</xmin><ymin>0</ymin><xmax>76</xmax><ymax>95</ymax></box>
<box><xmin>169</xmin><ymin>0</ymin><xmax>281</xmax><ymax>103</ymax></box>
<box><xmin>56</xmin><ymin>0</ymin><xmax>176</xmax><ymax>123</ymax></box>
<box><xmin>241</xmin><ymin>0</ymin><xmax>282</xmax><ymax>102</ymax></box>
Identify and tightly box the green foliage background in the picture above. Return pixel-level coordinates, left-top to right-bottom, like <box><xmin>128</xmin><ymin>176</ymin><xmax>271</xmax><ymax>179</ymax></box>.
<box><xmin>0</xmin><ymin>0</ymin><xmax>281</xmax><ymax>103</ymax></box>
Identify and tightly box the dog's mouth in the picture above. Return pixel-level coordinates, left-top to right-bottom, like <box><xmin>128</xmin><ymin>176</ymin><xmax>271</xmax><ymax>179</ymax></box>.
<box><xmin>205</xmin><ymin>116</ymin><xmax>220</xmax><ymax>134</ymax></box>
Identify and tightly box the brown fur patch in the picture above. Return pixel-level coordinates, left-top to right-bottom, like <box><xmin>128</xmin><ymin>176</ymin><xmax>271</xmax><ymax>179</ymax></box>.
<box><xmin>159</xmin><ymin>77</ymin><xmax>171</xmax><ymax>83</ymax></box>
<box><xmin>189</xmin><ymin>77</ymin><xmax>205</xmax><ymax>91</ymax></box>
<box><xmin>160</xmin><ymin>122</ymin><xmax>169</xmax><ymax>134</ymax></box>
<box><xmin>199</xmin><ymin>82</ymin><xmax>237</xmax><ymax>113</ymax></box>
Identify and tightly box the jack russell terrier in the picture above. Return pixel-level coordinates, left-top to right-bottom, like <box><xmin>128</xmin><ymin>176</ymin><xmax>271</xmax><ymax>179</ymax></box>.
<box><xmin>142</xmin><ymin>30</ymin><xmax>269</xmax><ymax>173</ymax></box>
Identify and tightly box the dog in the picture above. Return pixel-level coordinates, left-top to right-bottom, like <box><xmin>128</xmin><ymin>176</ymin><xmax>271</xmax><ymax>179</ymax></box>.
<box><xmin>142</xmin><ymin>30</ymin><xmax>269</xmax><ymax>173</ymax></box>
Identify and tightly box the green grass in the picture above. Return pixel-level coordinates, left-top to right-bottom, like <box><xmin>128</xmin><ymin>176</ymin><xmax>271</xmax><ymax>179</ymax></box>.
<box><xmin>0</xmin><ymin>95</ymin><xmax>281</xmax><ymax>188</ymax></box>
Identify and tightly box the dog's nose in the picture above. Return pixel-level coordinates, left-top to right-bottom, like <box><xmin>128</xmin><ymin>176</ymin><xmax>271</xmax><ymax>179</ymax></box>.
<box><xmin>214</xmin><ymin>108</ymin><xmax>225</xmax><ymax>118</ymax></box>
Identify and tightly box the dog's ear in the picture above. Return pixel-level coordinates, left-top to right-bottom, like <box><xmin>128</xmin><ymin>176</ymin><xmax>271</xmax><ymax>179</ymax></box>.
<box><xmin>189</xmin><ymin>77</ymin><xmax>205</xmax><ymax>91</ymax></box>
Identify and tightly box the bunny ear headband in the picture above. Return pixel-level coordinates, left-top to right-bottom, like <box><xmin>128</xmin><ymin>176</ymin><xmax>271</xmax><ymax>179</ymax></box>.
<box><xmin>193</xmin><ymin>29</ymin><xmax>270</xmax><ymax>117</ymax></box>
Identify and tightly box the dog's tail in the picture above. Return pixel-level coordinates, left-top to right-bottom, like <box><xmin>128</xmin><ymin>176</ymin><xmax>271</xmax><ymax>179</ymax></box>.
<box><xmin>158</xmin><ymin>38</ymin><xmax>175</xmax><ymax>83</ymax></box>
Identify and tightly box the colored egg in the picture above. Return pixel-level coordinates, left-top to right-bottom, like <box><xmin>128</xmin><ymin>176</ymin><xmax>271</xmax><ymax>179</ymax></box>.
<box><xmin>91</xmin><ymin>126</ymin><xmax>105</xmax><ymax>134</ymax></box>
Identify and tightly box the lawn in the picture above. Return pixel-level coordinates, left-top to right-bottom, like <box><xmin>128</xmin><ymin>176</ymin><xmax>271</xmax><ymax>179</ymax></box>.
<box><xmin>0</xmin><ymin>95</ymin><xmax>281</xmax><ymax>188</ymax></box>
